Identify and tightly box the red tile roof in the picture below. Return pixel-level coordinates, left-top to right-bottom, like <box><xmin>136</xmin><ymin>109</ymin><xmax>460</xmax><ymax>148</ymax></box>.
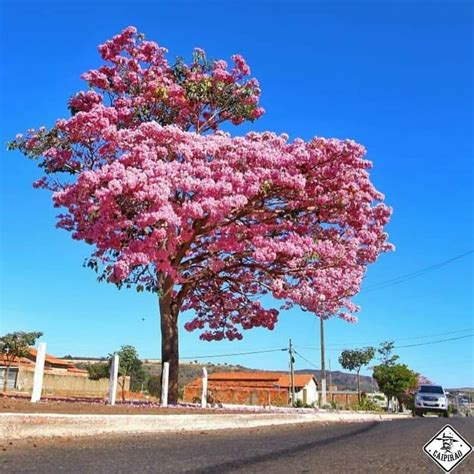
<box><xmin>278</xmin><ymin>374</ymin><xmax>316</xmax><ymax>388</ymax></box>
<box><xmin>28</xmin><ymin>348</ymin><xmax>75</xmax><ymax>368</ymax></box>
<box><xmin>1</xmin><ymin>349</ymin><xmax>81</xmax><ymax>372</ymax></box>
<box><xmin>0</xmin><ymin>354</ymin><xmax>33</xmax><ymax>366</ymax></box>
<box><xmin>188</xmin><ymin>371</ymin><xmax>317</xmax><ymax>389</ymax></box>
<box><xmin>66</xmin><ymin>367</ymin><xmax>88</xmax><ymax>374</ymax></box>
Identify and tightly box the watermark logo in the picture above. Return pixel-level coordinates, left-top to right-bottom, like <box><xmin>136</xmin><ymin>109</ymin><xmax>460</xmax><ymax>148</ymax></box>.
<box><xmin>423</xmin><ymin>424</ymin><xmax>472</xmax><ymax>472</ymax></box>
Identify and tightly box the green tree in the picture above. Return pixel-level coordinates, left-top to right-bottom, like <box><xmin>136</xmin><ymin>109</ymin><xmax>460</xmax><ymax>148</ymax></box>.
<box><xmin>147</xmin><ymin>375</ymin><xmax>161</xmax><ymax>398</ymax></box>
<box><xmin>0</xmin><ymin>331</ymin><xmax>43</xmax><ymax>391</ymax></box>
<box><xmin>373</xmin><ymin>363</ymin><xmax>418</xmax><ymax>411</ymax></box>
<box><xmin>86</xmin><ymin>345</ymin><xmax>146</xmax><ymax>401</ymax></box>
<box><xmin>116</xmin><ymin>345</ymin><xmax>146</xmax><ymax>400</ymax></box>
<box><xmin>377</xmin><ymin>341</ymin><xmax>399</xmax><ymax>367</ymax></box>
<box><xmin>86</xmin><ymin>362</ymin><xmax>110</xmax><ymax>380</ymax></box>
<box><xmin>339</xmin><ymin>347</ymin><xmax>375</xmax><ymax>402</ymax></box>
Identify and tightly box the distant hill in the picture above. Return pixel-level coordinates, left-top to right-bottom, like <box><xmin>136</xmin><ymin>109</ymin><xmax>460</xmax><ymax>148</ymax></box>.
<box><xmin>142</xmin><ymin>361</ymin><xmax>250</xmax><ymax>389</ymax></box>
<box><xmin>143</xmin><ymin>362</ymin><xmax>375</xmax><ymax>392</ymax></box>
<box><xmin>63</xmin><ymin>356</ymin><xmax>376</xmax><ymax>392</ymax></box>
<box><xmin>62</xmin><ymin>356</ymin><xmax>107</xmax><ymax>364</ymax></box>
<box><xmin>295</xmin><ymin>369</ymin><xmax>376</xmax><ymax>392</ymax></box>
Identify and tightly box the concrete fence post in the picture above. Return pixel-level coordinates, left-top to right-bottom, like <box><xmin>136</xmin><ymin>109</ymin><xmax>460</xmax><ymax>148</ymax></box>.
<box><xmin>201</xmin><ymin>367</ymin><xmax>208</xmax><ymax>408</ymax></box>
<box><xmin>108</xmin><ymin>354</ymin><xmax>119</xmax><ymax>405</ymax></box>
<box><xmin>31</xmin><ymin>342</ymin><xmax>46</xmax><ymax>403</ymax></box>
<box><xmin>161</xmin><ymin>362</ymin><xmax>169</xmax><ymax>407</ymax></box>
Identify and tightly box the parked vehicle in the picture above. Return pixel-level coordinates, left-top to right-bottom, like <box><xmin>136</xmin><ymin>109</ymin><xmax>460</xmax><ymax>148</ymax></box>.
<box><xmin>460</xmin><ymin>397</ymin><xmax>469</xmax><ymax>407</ymax></box>
<box><xmin>413</xmin><ymin>385</ymin><xmax>449</xmax><ymax>417</ymax></box>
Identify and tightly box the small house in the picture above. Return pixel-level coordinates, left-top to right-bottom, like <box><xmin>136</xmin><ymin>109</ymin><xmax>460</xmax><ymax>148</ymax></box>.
<box><xmin>183</xmin><ymin>371</ymin><xmax>319</xmax><ymax>406</ymax></box>
<box><xmin>0</xmin><ymin>348</ymin><xmax>129</xmax><ymax>398</ymax></box>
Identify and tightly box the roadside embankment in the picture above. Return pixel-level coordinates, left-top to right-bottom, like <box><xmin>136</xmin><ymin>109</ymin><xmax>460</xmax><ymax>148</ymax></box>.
<box><xmin>1</xmin><ymin>411</ymin><xmax>410</xmax><ymax>439</ymax></box>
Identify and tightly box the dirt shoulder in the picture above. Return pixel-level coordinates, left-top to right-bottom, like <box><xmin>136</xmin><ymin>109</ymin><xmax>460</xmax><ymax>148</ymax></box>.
<box><xmin>0</xmin><ymin>395</ymin><xmax>248</xmax><ymax>415</ymax></box>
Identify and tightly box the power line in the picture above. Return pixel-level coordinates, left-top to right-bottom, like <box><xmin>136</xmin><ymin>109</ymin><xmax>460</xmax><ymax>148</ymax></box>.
<box><xmin>361</xmin><ymin>250</ymin><xmax>473</xmax><ymax>293</ymax></box>
<box><xmin>168</xmin><ymin>253</ymin><xmax>474</xmax><ymax>363</ymax></box>
<box><xmin>180</xmin><ymin>331</ymin><xmax>473</xmax><ymax>361</ymax></box>
<box><xmin>297</xmin><ymin>333</ymin><xmax>473</xmax><ymax>353</ymax></box>
<box><xmin>394</xmin><ymin>334</ymin><xmax>473</xmax><ymax>349</ymax></box>
<box><xmin>175</xmin><ymin>335</ymin><xmax>472</xmax><ymax>370</ymax></box>
<box><xmin>293</xmin><ymin>349</ymin><xmax>319</xmax><ymax>369</ymax></box>
<box><xmin>292</xmin><ymin>334</ymin><xmax>473</xmax><ymax>370</ymax></box>
<box><xmin>296</xmin><ymin>346</ymin><xmax>355</xmax><ymax>353</ymax></box>
<box><xmin>380</xmin><ymin>327</ymin><xmax>473</xmax><ymax>343</ymax></box>
<box><xmin>297</xmin><ymin>327</ymin><xmax>473</xmax><ymax>350</ymax></box>
<box><xmin>175</xmin><ymin>328</ymin><xmax>472</xmax><ymax>363</ymax></box>
<box><xmin>180</xmin><ymin>347</ymin><xmax>287</xmax><ymax>360</ymax></box>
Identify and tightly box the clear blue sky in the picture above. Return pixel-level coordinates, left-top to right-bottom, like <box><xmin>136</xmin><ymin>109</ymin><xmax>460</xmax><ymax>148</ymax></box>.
<box><xmin>1</xmin><ymin>1</ymin><xmax>472</xmax><ymax>388</ymax></box>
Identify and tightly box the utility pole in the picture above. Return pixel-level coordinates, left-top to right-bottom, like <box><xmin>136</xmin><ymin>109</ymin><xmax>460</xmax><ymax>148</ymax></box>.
<box><xmin>320</xmin><ymin>316</ymin><xmax>327</xmax><ymax>407</ymax></box>
<box><xmin>289</xmin><ymin>339</ymin><xmax>296</xmax><ymax>406</ymax></box>
<box><xmin>329</xmin><ymin>357</ymin><xmax>332</xmax><ymax>398</ymax></box>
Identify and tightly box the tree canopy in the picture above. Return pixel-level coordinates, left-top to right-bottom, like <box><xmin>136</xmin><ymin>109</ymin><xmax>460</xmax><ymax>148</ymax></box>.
<box><xmin>86</xmin><ymin>344</ymin><xmax>146</xmax><ymax>400</ymax></box>
<box><xmin>377</xmin><ymin>341</ymin><xmax>400</xmax><ymax>367</ymax></box>
<box><xmin>0</xmin><ymin>331</ymin><xmax>43</xmax><ymax>360</ymax></box>
<box><xmin>339</xmin><ymin>347</ymin><xmax>375</xmax><ymax>401</ymax></box>
<box><xmin>86</xmin><ymin>361</ymin><xmax>110</xmax><ymax>380</ymax></box>
<box><xmin>10</xmin><ymin>27</ymin><xmax>393</xmax><ymax>402</ymax></box>
<box><xmin>115</xmin><ymin>344</ymin><xmax>146</xmax><ymax>393</ymax></box>
<box><xmin>0</xmin><ymin>331</ymin><xmax>43</xmax><ymax>391</ymax></box>
<box><xmin>339</xmin><ymin>347</ymin><xmax>375</xmax><ymax>373</ymax></box>
<box><xmin>373</xmin><ymin>363</ymin><xmax>418</xmax><ymax>401</ymax></box>
<box><xmin>372</xmin><ymin>341</ymin><xmax>418</xmax><ymax>411</ymax></box>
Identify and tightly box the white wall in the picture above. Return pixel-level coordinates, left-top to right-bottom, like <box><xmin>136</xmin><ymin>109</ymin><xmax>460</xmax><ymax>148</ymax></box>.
<box><xmin>15</xmin><ymin>367</ymin><xmax>129</xmax><ymax>397</ymax></box>
<box><xmin>295</xmin><ymin>379</ymin><xmax>319</xmax><ymax>405</ymax></box>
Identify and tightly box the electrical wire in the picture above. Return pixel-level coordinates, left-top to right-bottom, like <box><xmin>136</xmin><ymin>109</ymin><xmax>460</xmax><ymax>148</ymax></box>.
<box><xmin>296</xmin><ymin>327</ymin><xmax>473</xmax><ymax>350</ymax></box>
<box><xmin>296</xmin><ymin>333</ymin><xmax>473</xmax><ymax>352</ymax></box>
<box><xmin>291</xmin><ymin>335</ymin><xmax>473</xmax><ymax>371</ymax></box>
<box><xmin>180</xmin><ymin>347</ymin><xmax>287</xmax><ymax>360</ymax></box>
<box><xmin>394</xmin><ymin>334</ymin><xmax>473</xmax><ymax>349</ymax></box>
<box><xmin>293</xmin><ymin>350</ymin><xmax>319</xmax><ymax>369</ymax></box>
<box><xmin>173</xmin><ymin>333</ymin><xmax>472</xmax><ymax>372</ymax></box>
<box><xmin>361</xmin><ymin>250</ymin><xmax>473</xmax><ymax>293</ymax></box>
<box><xmin>177</xmin><ymin>332</ymin><xmax>473</xmax><ymax>362</ymax></box>
<box><xmin>158</xmin><ymin>253</ymin><xmax>474</xmax><ymax>363</ymax></box>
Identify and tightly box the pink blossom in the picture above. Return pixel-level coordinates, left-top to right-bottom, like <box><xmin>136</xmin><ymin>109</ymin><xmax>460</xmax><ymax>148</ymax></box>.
<box><xmin>11</xmin><ymin>27</ymin><xmax>393</xmax><ymax>343</ymax></box>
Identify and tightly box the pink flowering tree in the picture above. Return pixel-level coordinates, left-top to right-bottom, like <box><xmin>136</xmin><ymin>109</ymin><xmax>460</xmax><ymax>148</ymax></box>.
<box><xmin>9</xmin><ymin>27</ymin><xmax>393</xmax><ymax>403</ymax></box>
<box><xmin>415</xmin><ymin>374</ymin><xmax>434</xmax><ymax>388</ymax></box>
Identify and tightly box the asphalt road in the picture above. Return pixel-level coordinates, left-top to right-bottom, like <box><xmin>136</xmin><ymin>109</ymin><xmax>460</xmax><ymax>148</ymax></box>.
<box><xmin>2</xmin><ymin>417</ymin><xmax>473</xmax><ymax>473</ymax></box>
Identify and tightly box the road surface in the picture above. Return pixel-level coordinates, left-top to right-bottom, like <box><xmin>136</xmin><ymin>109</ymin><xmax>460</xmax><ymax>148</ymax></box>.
<box><xmin>2</xmin><ymin>417</ymin><xmax>473</xmax><ymax>473</ymax></box>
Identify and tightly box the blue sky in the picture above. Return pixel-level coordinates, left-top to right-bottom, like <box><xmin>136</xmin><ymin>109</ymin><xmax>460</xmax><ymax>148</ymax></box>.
<box><xmin>1</xmin><ymin>0</ymin><xmax>472</xmax><ymax>388</ymax></box>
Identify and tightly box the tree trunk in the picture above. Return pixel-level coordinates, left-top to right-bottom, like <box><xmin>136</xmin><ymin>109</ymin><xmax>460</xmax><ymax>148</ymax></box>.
<box><xmin>159</xmin><ymin>288</ymin><xmax>179</xmax><ymax>405</ymax></box>
<box><xmin>396</xmin><ymin>395</ymin><xmax>404</xmax><ymax>412</ymax></box>
<box><xmin>357</xmin><ymin>369</ymin><xmax>361</xmax><ymax>403</ymax></box>
<box><xmin>121</xmin><ymin>376</ymin><xmax>126</xmax><ymax>402</ymax></box>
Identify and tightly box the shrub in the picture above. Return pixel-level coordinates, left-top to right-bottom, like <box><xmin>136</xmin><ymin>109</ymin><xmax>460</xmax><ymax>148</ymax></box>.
<box><xmin>293</xmin><ymin>399</ymin><xmax>314</xmax><ymax>408</ymax></box>
<box><xmin>349</xmin><ymin>398</ymin><xmax>381</xmax><ymax>412</ymax></box>
<box><xmin>147</xmin><ymin>376</ymin><xmax>161</xmax><ymax>397</ymax></box>
<box><xmin>403</xmin><ymin>393</ymin><xmax>415</xmax><ymax>411</ymax></box>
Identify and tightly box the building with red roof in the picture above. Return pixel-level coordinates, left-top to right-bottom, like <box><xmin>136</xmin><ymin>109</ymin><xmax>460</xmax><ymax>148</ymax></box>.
<box><xmin>183</xmin><ymin>371</ymin><xmax>319</xmax><ymax>406</ymax></box>
<box><xmin>0</xmin><ymin>348</ymin><xmax>128</xmax><ymax>398</ymax></box>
